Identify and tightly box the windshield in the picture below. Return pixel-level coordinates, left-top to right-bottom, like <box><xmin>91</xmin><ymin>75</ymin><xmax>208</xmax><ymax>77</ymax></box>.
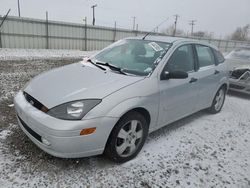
<box><xmin>93</xmin><ymin>39</ymin><xmax>171</xmax><ymax>76</ymax></box>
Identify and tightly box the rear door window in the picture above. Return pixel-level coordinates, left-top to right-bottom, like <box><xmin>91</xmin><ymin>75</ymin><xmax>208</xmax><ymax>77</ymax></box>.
<box><xmin>195</xmin><ymin>45</ymin><xmax>216</xmax><ymax>68</ymax></box>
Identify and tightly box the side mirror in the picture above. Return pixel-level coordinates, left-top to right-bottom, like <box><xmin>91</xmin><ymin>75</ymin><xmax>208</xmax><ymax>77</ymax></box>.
<box><xmin>161</xmin><ymin>71</ymin><xmax>188</xmax><ymax>80</ymax></box>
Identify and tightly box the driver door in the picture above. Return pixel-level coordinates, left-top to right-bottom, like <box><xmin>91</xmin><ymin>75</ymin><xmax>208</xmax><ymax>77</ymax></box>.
<box><xmin>157</xmin><ymin>44</ymin><xmax>200</xmax><ymax>127</ymax></box>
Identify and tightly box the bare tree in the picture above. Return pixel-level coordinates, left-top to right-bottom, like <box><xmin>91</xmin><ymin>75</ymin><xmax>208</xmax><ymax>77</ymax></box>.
<box><xmin>161</xmin><ymin>24</ymin><xmax>184</xmax><ymax>36</ymax></box>
<box><xmin>192</xmin><ymin>31</ymin><xmax>214</xmax><ymax>39</ymax></box>
<box><xmin>231</xmin><ymin>25</ymin><xmax>250</xmax><ymax>41</ymax></box>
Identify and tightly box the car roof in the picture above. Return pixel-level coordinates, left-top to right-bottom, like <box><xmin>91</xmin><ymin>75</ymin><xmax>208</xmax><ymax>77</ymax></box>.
<box><xmin>125</xmin><ymin>35</ymin><xmax>218</xmax><ymax>50</ymax></box>
<box><xmin>126</xmin><ymin>35</ymin><xmax>191</xmax><ymax>43</ymax></box>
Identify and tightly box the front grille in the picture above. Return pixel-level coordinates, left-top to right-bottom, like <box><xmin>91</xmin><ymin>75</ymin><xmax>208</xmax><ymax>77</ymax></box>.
<box><xmin>18</xmin><ymin>116</ymin><xmax>42</xmax><ymax>142</ymax></box>
<box><xmin>23</xmin><ymin>92</ymin><xmax>47</xmax><ymax>112</ymax></box>
<box><xmin>229</xmin><ymin>84</ymin><xmax>245</xmax><ymax>90</ymax></box>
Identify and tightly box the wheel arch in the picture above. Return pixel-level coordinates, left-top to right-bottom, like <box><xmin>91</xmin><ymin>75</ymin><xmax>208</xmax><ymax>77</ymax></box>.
<box><xmin>109</xmin><ymin>106</ymin><xmax>151</xmax><ymax>135</ymax></box>
<box><xmin>104</xmin><ymin>107</ymin><xmax>151</xmax><ymax>153</ymax></box>
<box><xmin>221</xmin><ymin>83</ymin><xmax>228</xmax><ymax>91</ymax></box>
<box><xmin>209</xmin><ymin>82</ymin><xmax>228</xmax><ymax>108</ymax></box>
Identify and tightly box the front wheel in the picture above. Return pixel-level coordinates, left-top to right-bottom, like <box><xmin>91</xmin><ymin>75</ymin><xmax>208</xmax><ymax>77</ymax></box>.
<box><xmin>104</xmin><ymin>111</ymin><xmax>148</xmax><ymax>163</ymax></box>
<box><xmin>207</xmin><ymin>86</ymin><xmax>226</xmax><ymax>114</ymax></box>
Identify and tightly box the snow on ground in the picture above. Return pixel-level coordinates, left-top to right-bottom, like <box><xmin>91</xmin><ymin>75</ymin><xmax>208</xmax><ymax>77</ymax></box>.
<box><xmin>0</xmin><ymin>94</ymin><xmax>249</xmax><ymax>187</ymax></box>
<box><xmin>0</xmin><ymin>51</ymin><xmax>250</xmax><ymax>187</ymax></box>
<box><xmin>0</xmin><ymin>129</ymin><xmax>11</xmax><ymax>140</ymax></box>
<box><xmin>0</xmin><ymin>48</ymin><xmax>95</xmax><ymax>61</ymax></box>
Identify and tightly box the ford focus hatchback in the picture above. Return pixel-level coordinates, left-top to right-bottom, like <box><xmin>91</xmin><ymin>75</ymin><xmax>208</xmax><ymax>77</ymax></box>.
<box><xmin>14</xmin><ymin>36</ymin><xmax>228</xmax><ymax>162</ymax></box>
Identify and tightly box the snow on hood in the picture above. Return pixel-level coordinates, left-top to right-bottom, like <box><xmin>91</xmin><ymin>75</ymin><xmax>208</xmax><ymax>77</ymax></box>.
<box><xmin>226</xmin><ymin>58</ymin><xmax>250</xmax><ymax>70</ymax></box>
<box><xmin>24</xmin><ymin>62</ymin><xmax>144</xmax><ymax>109</ymax></box>
<box><xmin>234</xmin><ymin>65</ymin><xmax>250</xmax><ymax>70</ymax></box>
<box><xmin>225</xmin><ymin>49</ymin><xmax>250</xmax><ymax>60</ymax></box>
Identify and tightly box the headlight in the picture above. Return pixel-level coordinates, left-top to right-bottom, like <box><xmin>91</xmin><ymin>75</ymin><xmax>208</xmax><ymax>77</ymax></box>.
<box><xmin>47</xmin><ymin>99</ymin><xmax>101</xmax><ymax>120</ymax></box>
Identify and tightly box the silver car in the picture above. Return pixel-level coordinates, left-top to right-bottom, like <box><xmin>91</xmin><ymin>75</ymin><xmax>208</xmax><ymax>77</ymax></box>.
<box><xmin>226</xmin><ymin>47</ymin><xmax>250</xmax><ymax>94</ymax></box>
<box><xmin>14</xmin><ymin>36</ymin><xmax>228</xmax><ymax>162</ymax></box>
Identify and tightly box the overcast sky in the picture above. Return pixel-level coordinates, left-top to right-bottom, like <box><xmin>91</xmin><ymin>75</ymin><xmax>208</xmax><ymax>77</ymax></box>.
<box><xmin>1</xmin><ymin>0</ymin><xmax>250</xmax><ymax>38</ymax></box>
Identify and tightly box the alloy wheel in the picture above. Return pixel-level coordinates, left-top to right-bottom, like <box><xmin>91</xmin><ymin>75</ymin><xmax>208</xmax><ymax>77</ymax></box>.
<box><xmin>115</xmin><ymin>120</ymin><xmax>143</xmax><ymax>157</ymax></box>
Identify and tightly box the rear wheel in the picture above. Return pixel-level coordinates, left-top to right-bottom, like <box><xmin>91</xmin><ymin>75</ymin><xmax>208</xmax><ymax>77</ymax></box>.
<box><xmin>208</xmin><ymin>86</ymin><xmax>226</xmax><ymax>114</ymax></box>
<box><xmin>105</xmin><ymin>111</ymin><xmax>148</xmax><ymax>163</ymax></box>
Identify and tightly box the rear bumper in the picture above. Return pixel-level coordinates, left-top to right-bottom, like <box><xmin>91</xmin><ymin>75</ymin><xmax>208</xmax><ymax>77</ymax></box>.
<box><xmin>14</xmin><ymin>91</ymin><xmax>118</xmax><ymax>158</ymax></box>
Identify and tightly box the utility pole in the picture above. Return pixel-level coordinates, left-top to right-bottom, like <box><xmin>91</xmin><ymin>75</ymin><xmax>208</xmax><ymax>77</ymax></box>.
<box><xmin>91</xmin><ymin>4</ymin><xmax>97</xmax><ymax>26</ymax></box>
<box><xmin>173</xmin><ymin>14</ymin><xmax>179</xmax><ymax>36</ymax></box>
<box><xmin>189</xmin><ymin>20</ymin><xmax>197</xmax><ymax>36</ymax></box>
<box><xmin>17</xmin><ymin>0</ymin><xmax>21</xmax><ymax>17</ymax></box>
<box><xmin>132</xmin><ymin>16</ymin><xmax>136</xmax><ymax>30</ymax></box>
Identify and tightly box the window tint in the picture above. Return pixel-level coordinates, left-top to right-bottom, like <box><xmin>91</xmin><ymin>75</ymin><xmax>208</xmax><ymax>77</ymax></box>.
<box><xmin>213</xmin><ymin>49</ymin><xmax>225</xmax><ymax>64</ymax></box>
<box><xmin>196</xmin><ymin>45</ymin><xmax>215</xmax><ymax>67</ymax></box>
<box><xmin>164</xmin><ymin>45</ymin><xmax>195</xmax><ymax>72</ymax></box>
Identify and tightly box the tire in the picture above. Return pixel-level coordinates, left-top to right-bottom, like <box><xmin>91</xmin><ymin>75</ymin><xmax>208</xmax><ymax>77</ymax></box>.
<box><xmin>104</xmin><ymin>111</ymin><xmax>148</xmax><ymax>163</ymax></box>
<box><xmin>207</xmin><ymin>86</ymin><xmax>226</xmax><ymax>114</ymax></box>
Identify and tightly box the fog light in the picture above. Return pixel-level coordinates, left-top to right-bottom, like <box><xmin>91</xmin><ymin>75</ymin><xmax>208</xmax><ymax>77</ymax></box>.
<box><xmin>41</xmin><ymin>137</ymin><xmax>51</xmax><ymax>146</ymax></box>
<box><xmin>80</xmin><ymin>127</ymin><xmax>96</xmax><ymax>135</ymax></box>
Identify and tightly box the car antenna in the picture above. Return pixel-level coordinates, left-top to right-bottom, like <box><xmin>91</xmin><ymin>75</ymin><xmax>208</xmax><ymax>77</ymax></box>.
<box><xmin>142</xmin><ymin>18</ymin><xmax>169</xmax><ymax>40</ymax></box>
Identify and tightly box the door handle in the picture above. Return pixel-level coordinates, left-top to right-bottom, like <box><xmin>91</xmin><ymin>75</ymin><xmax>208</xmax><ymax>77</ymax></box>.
<box><xmin>189</xmin><ymin>77</ymin><xmax>198</xmax><ymax>83</ymax></box>
<box><xmin>214</xmin><ymin>70</ymin><xmax>220</xmax><ymax>74</ymax></box>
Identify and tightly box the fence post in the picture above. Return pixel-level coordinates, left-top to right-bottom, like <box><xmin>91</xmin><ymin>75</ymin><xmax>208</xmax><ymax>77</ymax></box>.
<box><xmin>45</xmin><ymin>11</ymin><xmax>49</xmax><ymax>49</ymax></box>
<box><xmin>82</xmin><ymin>17</ymin><xmax>87</xmax><ymax>51</ymax></box>
<box><xmin>85</xmin><ymin>17</ymin><xmax>87</xmax><ymax>51</ymax></box>
<box><xmin>113</xmin><ymin>21</ymin><xmax>116</xmax><ymax>42</ymax></box>
<box><xmin>0</xmin><ymin>15</ymin><xmax>1</xmax><ymax>47</ymax></box>
<box><xmin>225</xmin><ymin>41</ymin><xmax>229</xmax><ymax>52</ymax></box>
<box><xmin>234</xmin><ymin>41</ymin><xmax>237</xmax><ymax>49</ymax></box>
<box><xmin>218</xmin><ymin>40</ymin><xmax>221</xmax><ymax>49</ymax></box>
<box><xmin>0</xmin><ymin>28</ymin><xmax>2</xmax><ymax>48</ymax></box>
<box><xmin>135</xmin><ymin>24</ymin><xmax>138</xmax><ymax>36</ymax></box>
<box><xmin>0</xmin><ymin>10</ymin><xmax>11</xmax><ymax>48</ymax></box>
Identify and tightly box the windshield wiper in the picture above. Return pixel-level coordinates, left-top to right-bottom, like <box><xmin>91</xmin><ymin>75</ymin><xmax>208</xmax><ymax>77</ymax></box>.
<box><xmin>96</xmin><ymin>61</ymin><xmax>127</xmax><ymax>75</ymax></box>
<box><xmin>87</xmin><ymin>59</ymin><xmax>106</xmax><ymax>71</ymax></box>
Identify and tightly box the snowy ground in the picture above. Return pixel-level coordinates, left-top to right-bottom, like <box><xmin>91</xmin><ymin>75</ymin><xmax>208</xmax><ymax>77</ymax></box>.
<box><xmin>0</xmin><ymin>48</ymin><xmax>95</xmax><ymax>61</ymax></box>
<box><xmin>0</xmin><ymin>50</ymin><xmax>250</xmax><ymax>187</ymax></box>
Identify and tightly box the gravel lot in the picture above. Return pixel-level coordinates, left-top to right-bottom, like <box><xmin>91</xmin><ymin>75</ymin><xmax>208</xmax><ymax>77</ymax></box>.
<box><xmin>0</xmin><ymin>57</ymin><xmax>250</xmax><ymax>187</ymax></box>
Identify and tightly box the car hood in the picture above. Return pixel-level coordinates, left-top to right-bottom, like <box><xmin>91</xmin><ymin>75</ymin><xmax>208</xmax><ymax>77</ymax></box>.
<box><xmin>24</xmin><ymin>62</ymin><xmax>144</xmax><ymax>109</ymax></box>
<box><xmin>226</xmin><ymin>58</ymin><xmax>250</xmax><ymax>70</ymax></box>
<box><xmin>233</xmin><ymin>65</ymin><xmax>250</xmax><ymax>70</ymax></box>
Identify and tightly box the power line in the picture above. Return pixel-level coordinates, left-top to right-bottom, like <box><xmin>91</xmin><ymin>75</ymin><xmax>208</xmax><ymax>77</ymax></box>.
<box><xmin>173</xmin><ymin>14</ymin><xmax>180</xmax><ymax>36</ymax></box>
<box><xmin>189</xmin><ymin>20</ymin><xmax>197</xmax><ymax>36</ymax></box>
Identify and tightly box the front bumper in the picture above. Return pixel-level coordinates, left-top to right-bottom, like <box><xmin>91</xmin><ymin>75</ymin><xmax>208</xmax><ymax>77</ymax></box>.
<box><xmin>14</xmin><ymin>91</ymin><xmax>118</xmax><ymax>158</ymax></box>
<box><xmin>229</xmin><ymin>78</ymin><xmax>250</xmax><ymax>95</ymax></box>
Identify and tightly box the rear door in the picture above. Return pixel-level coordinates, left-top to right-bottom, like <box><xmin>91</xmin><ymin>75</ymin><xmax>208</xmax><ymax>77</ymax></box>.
<box><xmin>194</xmin><ymin>45</ymin><xmax>222</xmax><ymax>109</ymax></box>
